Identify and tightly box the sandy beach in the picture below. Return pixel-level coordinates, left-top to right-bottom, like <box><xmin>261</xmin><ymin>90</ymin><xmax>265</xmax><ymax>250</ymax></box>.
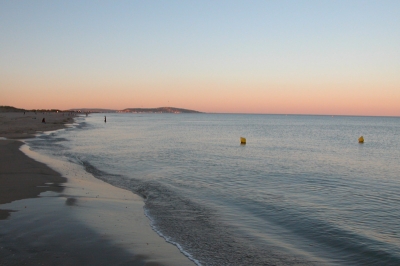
<box><xmin>0</xmin><ymin>112</ymin><xmax>195</xmax><ymax>266</ymax></box>
<box><xmin>0</xmin><ymin>111</ymin><xmax>75</xmax><ymax>139</ymax></box>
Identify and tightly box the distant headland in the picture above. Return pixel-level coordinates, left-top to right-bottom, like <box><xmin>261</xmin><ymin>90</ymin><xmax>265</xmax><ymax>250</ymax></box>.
<box><xmin>0</xmin><ymin>106</ymin><xmax>64</xmax><ymax>113</ymax></box>
<box><xmin>69</xmin><ymin>107</ymin><xmax>202</xmax><ymax>114</ymax></box>
<box><xmin>119</xmin><ymin>107</ymin><xmax>202</xmax><ymax>114</ymax></box>
<box><xmin>1</xmin><ymin>106</ymin><xmax>202</xmax><ymax>114</ymax></box>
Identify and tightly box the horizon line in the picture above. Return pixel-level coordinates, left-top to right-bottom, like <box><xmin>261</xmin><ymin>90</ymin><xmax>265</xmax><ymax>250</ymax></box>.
<box><xmin>2</xmin><ymin>105</ymin><xmax>399</xmax><ymax>118</ymax></box>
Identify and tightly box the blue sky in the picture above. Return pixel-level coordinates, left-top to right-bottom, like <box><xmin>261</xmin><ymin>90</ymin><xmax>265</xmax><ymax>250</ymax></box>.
<box><xmin>1</xmin><ymin>1</ymin><xmax>399</xmax><ymax>115</ymax></box>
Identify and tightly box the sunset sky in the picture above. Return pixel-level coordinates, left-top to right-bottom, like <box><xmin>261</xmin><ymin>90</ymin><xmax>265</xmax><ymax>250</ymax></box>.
<box><xmin>1</xmin><ymin>1</ymin><xmax>399</xmax><ymax>116</ymax></box>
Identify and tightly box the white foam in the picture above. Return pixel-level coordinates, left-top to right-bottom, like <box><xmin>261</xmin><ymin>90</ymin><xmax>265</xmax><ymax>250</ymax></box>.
<box><xmin>144</xmin><ymin>208</ymin><xmax>202</xmax><ymax>266</ymax></box>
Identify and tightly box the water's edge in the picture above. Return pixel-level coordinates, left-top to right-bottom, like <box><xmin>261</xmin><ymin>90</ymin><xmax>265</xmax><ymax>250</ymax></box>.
<box><xmin>21</xmin><ymin>121</ymin><xmax>202</xmax><ymax>265</ymax></box>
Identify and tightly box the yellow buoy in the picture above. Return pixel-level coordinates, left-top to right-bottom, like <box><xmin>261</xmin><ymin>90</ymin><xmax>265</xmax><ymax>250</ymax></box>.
<box><xmin>358</xmin><ymin>136</ymin><xmax>364</xmax><ymax>143</ymax></box>
<box><xmin>240</xmin><ymin>137</ymin><xmax>246</xmax><ymax>144</ymax></box>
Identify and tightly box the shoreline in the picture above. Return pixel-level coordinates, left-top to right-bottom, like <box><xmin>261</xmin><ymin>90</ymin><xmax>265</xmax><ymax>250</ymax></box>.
<box><xmin>0</xmin><ymin>140</ymin><xmax>67</xmax><ymax>220</ymax></box>
<box><xmin>0</xmin><ymin>112</ymin><xmax>195</xmax><ymax>266</ymax></box>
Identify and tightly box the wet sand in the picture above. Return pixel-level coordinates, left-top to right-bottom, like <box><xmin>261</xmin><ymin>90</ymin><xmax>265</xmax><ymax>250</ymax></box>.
<box><xmin>0</xmin><ymin>112</ymin><xmax>195</xmax><ymax>266</ymax></box>
<box><xmin>0</xmin><ymin>140</ymin><xmax>66</xmax><ymax>219</ymax></box>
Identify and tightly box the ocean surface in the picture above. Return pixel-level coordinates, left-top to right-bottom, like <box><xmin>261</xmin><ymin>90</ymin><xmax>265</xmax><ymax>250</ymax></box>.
<box><xmin>26</xmin><ymin>114</ymin><xmax>400</xmax><ymax>265</ymax></box>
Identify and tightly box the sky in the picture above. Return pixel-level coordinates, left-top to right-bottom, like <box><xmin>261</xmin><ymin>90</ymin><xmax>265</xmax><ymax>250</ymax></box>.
<box><xmin>1</xmin><ymin>1</ymin><xmax>399</xmax><ymax>116</ymax></box>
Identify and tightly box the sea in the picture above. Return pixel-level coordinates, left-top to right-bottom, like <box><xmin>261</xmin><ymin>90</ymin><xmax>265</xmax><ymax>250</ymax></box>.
<box><xmin>25</xmin><ymin>113</ymin><xmax>400</xmax><ymax>265</ymax></box>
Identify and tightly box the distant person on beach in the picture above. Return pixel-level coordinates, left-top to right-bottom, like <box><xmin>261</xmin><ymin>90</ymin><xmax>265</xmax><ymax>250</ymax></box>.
<box><xmin>42</xmin><ymin>118</ymin><xmax>46</xmax><ymax>123</ymax></box>
<box><xmin>104</xmin><ymin>116</ymin><xmax>106</xmax><ymax>123</ymax></box>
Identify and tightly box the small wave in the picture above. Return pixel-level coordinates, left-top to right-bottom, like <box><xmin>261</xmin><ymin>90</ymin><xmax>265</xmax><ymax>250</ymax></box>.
<box><xmin>144</xmin><ymin>208</ymin><xmax>202</xmax><ymax>266</ymax></box>
<box><xmin>79</xmin><ymin>160</ymin><xmax>201</xmax><ymax>264</ymax></box>
<box><xmin>77</xmin><ymin>159</ymin><xmax>312</xmax><ymax>265</ymax></box>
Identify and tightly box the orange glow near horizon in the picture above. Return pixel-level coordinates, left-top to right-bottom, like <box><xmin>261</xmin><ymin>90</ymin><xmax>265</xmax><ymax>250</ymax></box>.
<box><xmin>2</xmin><ymin>76</ymin><xmax>400</xmax><ymax>116</ymax></box>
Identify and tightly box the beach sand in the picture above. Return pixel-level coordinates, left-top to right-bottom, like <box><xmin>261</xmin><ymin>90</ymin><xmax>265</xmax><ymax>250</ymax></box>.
<box><xmin>0</xmin><ymin>112</ymin><xmax>195</xmax><ymax>266</ymax></box>
<box><xmin>0</xmin><ymin>111</ymin><xmax>75</xmax><ymax>139</ymax></box>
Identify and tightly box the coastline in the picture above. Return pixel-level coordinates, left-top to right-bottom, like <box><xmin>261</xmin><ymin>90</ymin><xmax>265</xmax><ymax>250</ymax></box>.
<box><xmin>0</xmin><ymin>112</ymin><xmax>195</xmax><ymax>266</ymax></box>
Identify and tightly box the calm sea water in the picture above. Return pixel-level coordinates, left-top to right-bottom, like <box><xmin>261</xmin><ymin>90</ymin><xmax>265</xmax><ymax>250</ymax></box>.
<box><xmin>27</xmin><ymin>114</ymin><xmax>400</xmax><ymax>265</ymax></box>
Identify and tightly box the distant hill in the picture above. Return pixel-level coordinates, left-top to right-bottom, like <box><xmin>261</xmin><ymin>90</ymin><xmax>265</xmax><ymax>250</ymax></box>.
<box><xmin>68</xmin><ymin>108</ymin><xmax>118</xmax><ymax>113</ymax></box>
<box><xmin>0</xmin><ymin>106</ymin><xmax>26</xmax><ymax>112</ymax></box>
<box><xmin>1</xmin><ymin>106</ymin><xmax>69</xmax><ymax>113</ymax></box>
<box><xmin>1</xmin><ymin>106</ymin><xmax>201</xmax><ymax>114</ymax></box>
<box><xmin>120</xmin><ymin>107</ymin><xmax>202</xmax><ymax>114</ymax></box>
